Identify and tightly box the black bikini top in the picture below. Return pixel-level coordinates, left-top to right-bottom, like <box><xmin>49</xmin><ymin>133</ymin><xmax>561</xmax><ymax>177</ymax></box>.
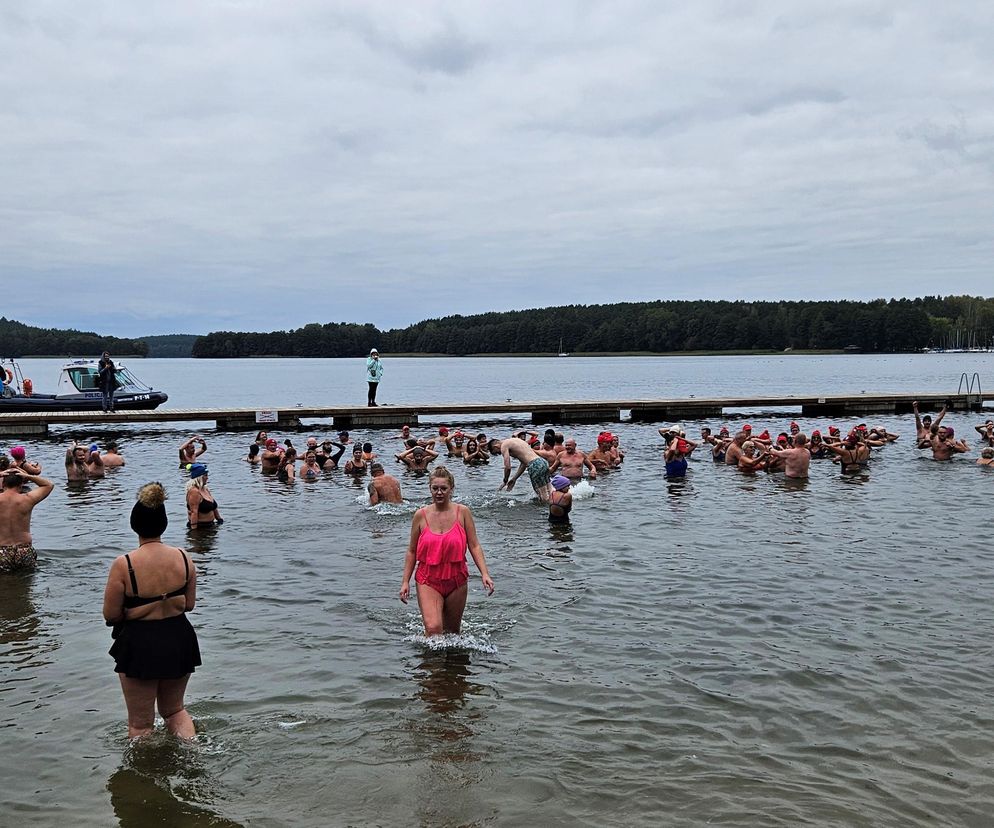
<box><xmin>122</xmin><ymin>548</ymin><xmax>189</xmax><ymax>609</ymax></box>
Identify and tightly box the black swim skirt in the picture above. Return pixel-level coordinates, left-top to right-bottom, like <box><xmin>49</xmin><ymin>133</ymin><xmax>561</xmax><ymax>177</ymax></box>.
<box><xmin>109</xmin><ymin>614</ymin><xmax>202</xmax><ymax>680</ymax></box>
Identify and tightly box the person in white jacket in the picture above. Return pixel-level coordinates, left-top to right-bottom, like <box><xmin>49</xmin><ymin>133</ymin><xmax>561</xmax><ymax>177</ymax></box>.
<box><xmin>366</xmin><ymin>348</ymin><xmax>383</xmax><ymax>406</ymax></box>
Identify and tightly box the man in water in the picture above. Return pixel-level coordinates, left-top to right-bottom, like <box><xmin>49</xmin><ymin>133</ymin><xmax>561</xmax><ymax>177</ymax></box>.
<box><xmin>550</xmin><ymin>438</ymin><xmax>597</xmax><ymax>481</ymax></box>
<box><xmin>366</xmin><ymin>348</ymin><xmax>383</xmax><ymax>406</ymax></box>
<box><xmin>0</xmin><ymin>468</ymin><xmax>54</xmax><ymax>572</ymax></box>
<box><xmin>770</xmin><ymin>433</ymin><xmax>811</xmax><ymax>479</ymax></box>
<box><xmin>924</xmin><ymin>425</ymin><xmax>969</xmax><ymax>461</ymax></box>
<box><xmin>367</xmin><ymin>463</ymin><xmax>403</xmax><ymax>504</ymax></box>
<box><xmin>101</xmin><ymin>441</ymin><xmax>126</xmax><ymax>468</ymax></box>
<box><xmin>724</xmin><ymin>432</ymin><xmax>748</xmax><ymax>466</ymax></box>
<box><xmin>488</xmin><ymin>436</ymin><xmax>551</xmax><ymax>502</ymax></box>
<box><xmin>260</xmin><ymin>438</ymin><xmax>283</xmax><ymax>472</ymax></box>
<box><xmin>586</xmin><ymin>433</ymin><xmax>617</xmax><ymax>473</ymax></box>
<box><xmin>913</xmin><ymin>401</ymin><xmax>946</xmax><ymax>445</ymax></box>
<box><xmin>396</xmin><ymin>444</ymin><xmax>438</xmax><ymax>471</ymax></box>
<box><xmin>65</xmin><ymin>443</ymin><xmax>104</xmax><ymax>480</ymax></box>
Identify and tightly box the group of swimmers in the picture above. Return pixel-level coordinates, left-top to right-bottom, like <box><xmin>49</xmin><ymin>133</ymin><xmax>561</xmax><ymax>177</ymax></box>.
<box><xmin>657</xmin><ymin>403</ymin><xmax>994</xmax><ymax>480</ymax></box>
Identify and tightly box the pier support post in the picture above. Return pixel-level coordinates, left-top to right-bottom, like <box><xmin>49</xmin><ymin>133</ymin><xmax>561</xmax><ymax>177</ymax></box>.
<box><xmin>333</xmin><ymin>412</ymin><xmax>417</xmax><ymax>430</ymax></box>
<box><xmin>0</xmin><ymin>422</ymin><xmax>48</xmax><ymax>438</ymax></box>
<box><xmin>216</xmin><ymin>415</ymin><xmax>302</xmax><ymax>431</ymax></box>
<box><xmin>531</xmin><ymin>407</ymin><xmax>622</xmax><ymax>425</ymax></box>
<box><xmin>630</xmin><ymin>405</ymin><xmax>722</xmax><ymax>422</ymax></box>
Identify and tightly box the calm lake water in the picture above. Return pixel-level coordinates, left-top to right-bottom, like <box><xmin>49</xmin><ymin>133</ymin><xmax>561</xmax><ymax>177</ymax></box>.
<box><xmin>3</xmin><ymin>355</ymin><xmax>994</xmax><ymax>827</ymax></box>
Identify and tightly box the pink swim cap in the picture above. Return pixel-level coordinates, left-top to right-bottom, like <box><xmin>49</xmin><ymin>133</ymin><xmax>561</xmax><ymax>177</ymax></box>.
<box><xmin>10</xmin><ymin>446</ymin><xmax>25</xmax><ymax>460</ymax></box>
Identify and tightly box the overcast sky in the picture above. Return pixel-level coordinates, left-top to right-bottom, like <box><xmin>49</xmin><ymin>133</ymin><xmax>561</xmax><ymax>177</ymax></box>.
<box><xmin>2</xmin><ymin>1</ymin><xmax>992</xmax><ymax>337</ymax></box>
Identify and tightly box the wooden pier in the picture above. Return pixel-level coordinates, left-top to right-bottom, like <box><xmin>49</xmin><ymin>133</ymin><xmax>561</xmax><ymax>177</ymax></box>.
<box><xmin>0</xmin><ymin>391</ymin><xmax>990</xmax><ymax>437</ymax></box>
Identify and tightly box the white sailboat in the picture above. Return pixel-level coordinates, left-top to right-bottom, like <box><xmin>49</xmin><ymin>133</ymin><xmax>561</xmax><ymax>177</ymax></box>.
<box><xmin>558</xmin><ymin>338</ymin><xmax>569</xmax><ymax>357</ymax></box>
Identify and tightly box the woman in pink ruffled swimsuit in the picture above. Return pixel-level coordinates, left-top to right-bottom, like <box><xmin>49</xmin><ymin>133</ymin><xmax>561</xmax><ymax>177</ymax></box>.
<box><xmin>399</xmin><ymin>466</ymin><xmax>495</xmax><ymax>636</ymax></box>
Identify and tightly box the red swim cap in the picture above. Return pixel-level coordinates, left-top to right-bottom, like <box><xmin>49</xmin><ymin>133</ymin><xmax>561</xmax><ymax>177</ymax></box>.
<box><xmin>759</xmin><ymin>430</ymin><xmax>771</xmax><ymax>440</ymax></box>
<box><xmin>742</xmin><ymin>423</ymin><xmax>752</xmax><ymax>431</ymax></box>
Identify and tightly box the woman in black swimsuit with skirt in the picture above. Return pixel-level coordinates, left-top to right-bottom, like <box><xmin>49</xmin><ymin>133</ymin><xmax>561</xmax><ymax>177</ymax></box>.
<box><xmin>102</xmin><ymin>483</ymin><xmax>200</xmax><ymax>739</ymax></box>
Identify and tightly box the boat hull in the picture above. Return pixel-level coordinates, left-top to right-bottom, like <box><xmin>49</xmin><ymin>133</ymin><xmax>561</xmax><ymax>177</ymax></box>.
<box><xmin>0</xmin><ymin>391</ymin><xmax>168</xmax><ymax>413</ymax></box>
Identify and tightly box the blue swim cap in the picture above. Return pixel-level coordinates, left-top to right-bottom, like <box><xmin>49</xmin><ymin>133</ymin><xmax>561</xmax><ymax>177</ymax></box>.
<box><xmin>187</xmin><ymin>462</ymin><xmax>208</xmax><ymax>479</ymax></box>
<box><xmin>551</xmin><ymin>475</ymin><xmax>571</xmax><ymax>491</ymax></box>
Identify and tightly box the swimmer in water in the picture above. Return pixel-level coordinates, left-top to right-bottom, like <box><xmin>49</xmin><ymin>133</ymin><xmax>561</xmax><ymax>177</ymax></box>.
<box><xmin>399</xmin><ymin>466</ymin><xmax>494</xmax><ymax>636</ymax></box>
<box><xmin>548</xmin><ymin>475</ymin><xmax>573</xmax><ymax>524</ymax></box>
<box><xmin>770</xmin><ymin>433</ymin><xmax>811</xmax><ymax>479</ymax></box>
<box><xmin>923</xmin><ymin>425</ymin><xmax>969</xmax><ymax>461</ymax></box>
<box><xmin>974</xmin><ymin>420</ymin><xmax>994</xmax><ymax>447</ymax></box>
<box><xmin>913</xmin><ymin>402</ymin><xmax>946</xmax><ymax>446</ymax></box>
<box><xmin>345</xmin><ymin>446</ymin><xmax>368</xmax><ymax>475</ymax></box>
<box><xmin>260</xmin><ymin>438</ymin><xmax>283</xmax><ymax>473</ymax></box>
<box><xmin>101</xmin><ymin>442</ymin><xmax>126</xmax><ymax>468</ymax></box>
<box><xmin>977</xmin><ymin>447</ymin><xmax>994</xmax><ymax>467</ymax></box>
<box><xmin>462</xmin><ymin>439</ymin><xmax>488</xmax><ymax>465</ymax></box>
<box><xmin>396</xmin><ymin>444</ymin><xmax>438</xmax><ymax>471</ymax></box>
<box><xmin>663</xmin><ymin>434</ymin><xmax>692</xmax><ymax>478</ymax></box>
<box><xmin>549</xmin><ymin>438</ymin><xmax>596</xmax><ymax>481</ymax></box>
<box><xmin>178</xmin><ymin>436</ymin><xmax>207</xmax><ymax>467</ymax></box>
<box><xmin>586</xmin><ymin>433</ymin><xmax>616</xmax><ymax>474</ymax></box>
<box><xmin>737</xmin><ymin>441</ymin><xmax>770</xmax><ymax>474</ymax></box>
<box><xmin>368</xmin><ymin>463</ymin><xmax>403</xmax><ymax>504</ymax></box>
<box><xmin>65</xmin><ymin>442</ymin><xmax>104</xmax><ymax>480</ymax></box>
<box><xmin>245</xmin><ymin>444</ymin><xmax>261</xmax><ymax>464</ymax></box>
<box><xmin>823</xmin><ymin>431</ymin><xmax>871</xmax><ymax>473</ymax></box>
<box><xmin>185</xmin><ymin>464</ymin><xmax>223</xmax><ymax>528</ymax></box>
<box><xmin>0</xmin><ymin>467</ymin><xmax>54</xmax><ymax>573</ymax></box>
<box><xmin>9</xmin><ymin>445</ymin><xmax>42</xmax><ymax>475</ymax></box>
<box><xmin>299</xmin><ymin>450</ymin><xmax>321</xmax><ymax>480</ymax></box>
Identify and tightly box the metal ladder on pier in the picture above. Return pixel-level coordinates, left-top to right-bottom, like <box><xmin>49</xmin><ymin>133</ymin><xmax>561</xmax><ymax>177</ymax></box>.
<box><xmin>957</xmin><ymin>372</ymin><xmax>982</xmax><ymax>410</ymax></box>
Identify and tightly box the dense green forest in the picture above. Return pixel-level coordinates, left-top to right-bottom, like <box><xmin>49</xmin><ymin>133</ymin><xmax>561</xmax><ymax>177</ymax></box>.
<box><xmin>191</xmin><ymin>296</ymin><xmax>994</xmax><ymax>357</ymax></box>
<box><xmin>140</xmin><ymin>334</ymin><xmax>200</xmax><ymax>358</ymax></box>
<box><xmin>0</xmin><ymin>317</ymin><xmax>149</xmax><ymax>357</ymax></box>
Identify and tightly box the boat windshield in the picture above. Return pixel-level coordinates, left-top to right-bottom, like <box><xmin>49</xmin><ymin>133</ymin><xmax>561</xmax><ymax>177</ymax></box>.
<box><xmin>66</xmin><ymin>366</ymin><xmax>142</xmax><ymax>392</ymax></box>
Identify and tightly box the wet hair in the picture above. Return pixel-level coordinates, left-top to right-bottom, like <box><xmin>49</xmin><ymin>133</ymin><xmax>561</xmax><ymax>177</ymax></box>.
<box><xmin>248</xmin><ymin>444</ymin><xmax>260</xmax><ymax>458</ymax></box>
<box><xmin>430</xmin><ymin>465</ymin><xmax>455</xmax><ymax>489</ymax></box>
<box><xmin>2</xmin><ymin>471</ymin><xmax>24</xmax><ymax>489</ymax></box>
<box><xmin>0</xmin><ymin>455</ymin><xmax>9</xmax><ymax>472</ymax></box>
<box><xmin>370</xmin><ymin>462</ymin><xmax>384</xmax><ymax>474</ymax></box>
<box><xmin>130</xmin><ymin>482</ymin><xmax>168</xmax><ymax>538</ymax></box>
<box><xmin>255</xmin><ymin>430</ymin><xmax>268</xmax><ymax>442</ymax></box>
<box><xmin>554</xmin><ymin>433</ymin><xmax>565</xmax><ymax>445</ymax></box>
<box><xmin>487</xmin><ymin>438</ymin><xmax>500</xmax><ymax>453</ymax></box>
<box><xmin>353</xmin><ymin>445</ymin><xmax>363</xmax><ymax>455</ymax></box>
<box><xmin>105</xmin><ymin>441</ymin><xmax>118</xmax><ymax>452</ymax></box>
<box><xmin>981</xmin><ymin>447</ymin><xmax>994</xmax><ymax>459</ymax></box>
<box><xmin>404</xmin><ymin>438</ymin><xmax>417</xmax><ymax>449</ymax></box>
<box><xmin>362</xmin><ymin>442</ymin><xmax>372</xmax><ymax>453</ymax></box>
<box><xmin>465</xmin><ymin>439</ymin><xmax>478</xmax><ymax>452</ymax></box>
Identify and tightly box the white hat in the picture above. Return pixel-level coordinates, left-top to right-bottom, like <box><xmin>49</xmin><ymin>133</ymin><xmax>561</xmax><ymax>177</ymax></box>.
<box><xmin>370</xmin><ymin>348</ymin><xmax>378</xmax><ymax>354</ymax></box>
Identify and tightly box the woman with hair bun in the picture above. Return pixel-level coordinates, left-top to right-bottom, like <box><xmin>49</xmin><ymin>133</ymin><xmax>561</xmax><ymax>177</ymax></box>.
<box><xmin>399</xmin><ymin>466</ymin><xmax>494</xmax><ymax>637</ymax></box>
<box><xmin>102</xmin><ymin>483</ymin><xmax>200</xmax><ymax>739</ymax></box>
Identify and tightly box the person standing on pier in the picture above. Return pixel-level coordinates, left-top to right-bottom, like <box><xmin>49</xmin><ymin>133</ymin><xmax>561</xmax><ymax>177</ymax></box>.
<box><xmin>366</xmin><ymin>348</ymin><xmax>383</xmax><ymax>406</ymax></box>
<box><xmin>98</xmin><ymin>351</ymin><xmax>119</xmax><ymax>413</ymax></box>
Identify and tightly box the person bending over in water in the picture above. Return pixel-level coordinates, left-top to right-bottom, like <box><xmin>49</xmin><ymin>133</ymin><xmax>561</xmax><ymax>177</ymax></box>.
<box><xmin>178</xmin><ymin>436</ymin><xmax>207</xmax><ymax>467</ymax></box>
<box><xmin>399</xmin><ymin>466</ymin><xmax>494</xmax><ymax>636</ymax></box>
<box><xmin>488</xmin><ymin>436</ymin><xmax>552</xmax><ymax>502</ymax></box>
<box><xmin>103</xmin><ymin>482</ymin><xmax>200</xmax><ymax>739</ymax></box>
<box><xmin>185</xmin><ymin>464</ymin><xmax>223</xmax><ymax>528</ymax></box>
<box><xmin>0</xmin><ymin>468</ymin><xmax>54</xmax><ymax>572</ymax></box>
<box><xmin>66</xmin><ymin>442</ymin><xmax>104</xmax><ymax>480</ymax></box>
<box><xmin>368</xmin><ymin>463</ymin><xmax>403</xmax><ymax>504</ymax></box>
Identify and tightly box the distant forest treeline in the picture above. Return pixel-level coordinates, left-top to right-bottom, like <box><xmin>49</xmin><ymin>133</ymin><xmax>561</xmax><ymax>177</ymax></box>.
<box><xmin>191</xmin><ymin>296</ymin><xmax>994</xmax><ymax>357</ymax></box>
<box><xmin>0</xmin><ymin>317</ymin><xmax>149</xmax><ymax>358</ymax></box>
